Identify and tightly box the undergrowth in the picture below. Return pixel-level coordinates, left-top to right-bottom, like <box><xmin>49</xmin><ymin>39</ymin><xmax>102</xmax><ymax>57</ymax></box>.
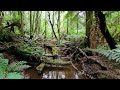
<box><xmin>0</xmin><ymin>53</ymin><xmax>31</xmax><ymax>79</ymax></box>
<box><xmin>95</xmin><ymin>45</ymin><xmax>120</xmax><ymax>63</ymax></box>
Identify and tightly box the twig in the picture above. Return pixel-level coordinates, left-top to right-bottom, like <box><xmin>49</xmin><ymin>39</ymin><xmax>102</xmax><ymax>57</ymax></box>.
<box><xmin>78</xmin><ymin>48</ymin><xmax>89</xmax><ymax>59</ymax></box>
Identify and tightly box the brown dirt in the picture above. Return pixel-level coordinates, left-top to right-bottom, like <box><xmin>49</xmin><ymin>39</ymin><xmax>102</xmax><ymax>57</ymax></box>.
<box><xmin>79</xmin><ymin>55</ymin><xmax>120</xmax><ymax>79</ymax></box>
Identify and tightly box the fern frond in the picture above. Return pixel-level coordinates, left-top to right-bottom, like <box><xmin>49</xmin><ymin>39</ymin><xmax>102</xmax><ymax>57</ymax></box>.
<box><xmin>16</xmin><ymin>61</ymin><xmax>28</xmax><ymax>65</ymax></box>
<box><xmin>8</xmin><ymin>61</ymin><xmax>31</xmax><ymax>72</ymax></box>
<box><xmin>95</xmin><ymin>45</ymin><xmax>120</xmax><ymax>63</ymax></box>
<box><xmin>6</xmin><ymin>72</ymin><xmax>24</xmax><ymax>79</ymax></box>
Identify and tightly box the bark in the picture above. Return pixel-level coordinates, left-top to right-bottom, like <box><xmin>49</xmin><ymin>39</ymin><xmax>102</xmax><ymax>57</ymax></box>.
<box><xmin>20</xmin><ymin>11</ymin><xmax>24</xmax><ymax>36</ymax></box>
<box><xmin>77</xmin><ymin>14</ymin><xmax>79</xmax><ymax>34</ymax></box>
<box><xmin>44</xmin><ymin>11</ymin><xmax>47</xmax><ymax>39</ymax></box>
<box><xmin>48</xmin><ymin>11</ymin><xmax>58</xmax><ymax>40</ymax></box>
<box><xmin>32</xmin><ymin>11</ymin><xmax>36</xmax><ymax>33</ymax></box>
<box><xmin>30</xmin><ymin>11</ymin><xmax>32</xmax><ymax>39</ymax></box>
<box><xmin>86</xmin><ymin>11</ymin><xmax>93</xmax><ymax>48</ymax></box>
<box><xmin>58</xmin><ymin>11</ymin><xmax>60</xmax><ymax>42</ymax></box>
<box><xmin>67</xmin><ymin>15</ymin><xmax>69</xmax><ymax>34</ymax></box>
<box><xmin>34</xmin><ymin>11</ymin><xmax>39</xmax><ymax>34</ymax></box>
<box><xmin>95</xmin><ymin>11</ymin><xmax>117</xmax><ymax>49</ymax></box>
<box><xmin>52</xmin><ymin>11</ymin><xmax>54</xmax><ymax>38</ymax></box>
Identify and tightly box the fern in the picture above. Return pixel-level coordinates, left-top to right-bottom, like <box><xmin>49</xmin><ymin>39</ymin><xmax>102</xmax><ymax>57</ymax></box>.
<box><xmin>5</xmin><ymin>72</ymin><xmax>24</xmax><ymax>79</ymax></box>
<box><xmin>0</xmin><ymin>53</ymin><xmax>30</xmax><ymax>79</ymax></box>
<box><xmin>0</xmin><ymin>53</ymin><xmax>4</xmax><ymax>58</ymax></box>
<box><xmin>8</xmin><ymin>61</ymin><xmax>31</xmax><ymax>72</ymax></box>
<box><xmin>96</xmin><ymin>45</ymin><xmax>120</xmax><ymax>63</ymax></box>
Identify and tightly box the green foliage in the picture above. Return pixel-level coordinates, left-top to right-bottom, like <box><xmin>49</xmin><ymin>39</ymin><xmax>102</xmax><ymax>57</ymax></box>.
<box><xmin>0</xmin><ymin>53</ymin><xmax>4</xmax><ymax>59</ymax></box>
<box><xmin>8</xmin><ymin>61</ymin><xmax>31</xmax><ymax>72</ymax></box>
<box><xmin>0</xmin><ymin>53</ymin><xmax>30</xmax><ymax>79</ymax></box>
<box><xmin>96</xmin><ymin>45</ymin><xmax>120</xmax><ymax>63</ymax></box>
<box><xmin>105</xmin><ymin>11</ymin><xmax>120</xmax><ymax>42</ymax></box>
<box><xmin>0</xmin><ymin>30</ymin><xmax>14</xmax><ymax>42</ymax></box>
<box><xmin>6</xmin><ymin>72</ymin><xmax>24</xmax><ymax>79</ymax></box>
<box><xmin>19</xmin><ymin>43</ymin><xmax>44</xmax><ymax>57</ymax></box>
<box><xmin>64</xmin><ymin>34</ymin><xmax>86</xmax><ymax>47</ymax></box>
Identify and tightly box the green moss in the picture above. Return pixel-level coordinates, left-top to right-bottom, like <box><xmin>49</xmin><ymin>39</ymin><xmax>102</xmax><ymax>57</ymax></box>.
<box><xmin>45</xmin><ymin>59</ymin><xmax>71</xmax><ymax>66</ymax></box>
<box><xmin>36</xmin><ymin>63</ymin><xmax>45</xmax><ymax>73</ymax></box>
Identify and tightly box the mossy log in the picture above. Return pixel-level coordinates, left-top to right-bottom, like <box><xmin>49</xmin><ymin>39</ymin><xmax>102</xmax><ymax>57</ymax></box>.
<box><xmin>36</xmin><ymin>63</ymin><xmax>45</xmax><ymax>74</ymax></box>
<box><xmin>36</xmin><ymin>60</ymin><xmax>71</xmax><ymax>73</ymax></box>
<box><xmin>45</xmin><ymin>59</ymin><xmax>71</xmax><ymax>66</ymax></box>
<box><xmin>8</xmin><ymin>45</ymin><xmax>43</xmax><ymax>66</ymax></box>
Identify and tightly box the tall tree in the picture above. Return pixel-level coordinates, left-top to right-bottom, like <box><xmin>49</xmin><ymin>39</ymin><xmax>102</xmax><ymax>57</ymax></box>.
<box><xmin>38</xmin><ymin>11</ymin><xmax>42</xmax><ymax>34</ymax></box>
<box><xmin>76</xmin><ymin>13</ymin><xmax>79</xmax><ymax>34</ymax></box>
<box><xmin>20</xmin><ymin>11</ymin><xmax>24</xmax><ymax>36</ymax></box>
<box><xmin>95</xmin><ymin>11</ymin><xmax>117</xmax><ymax>49</ymax></box>
<box><xmin>57</xmin><ymin>11</ymin><xmax>60</xmax><ymax>43</ymax></box>
<box><xmin>52</xmin><ymin>11</ymin><xmax>54</xmax><ymax>38</ymax></box>
<box><xmin>30</xmin><ymin>11</ymin><xmax>32</xmax><ymax>39</ymax></box>
<box><xmin>34</xmin><ymin>11</ymin><xmax>39</xmax><ymax>34</ymax></box>
<box><xmin>32</xmin><ymin>11</ymin><xmax>36</xmax><ymax>33</ymax></box>
<box><xmin>86</xmin><ymin>11</ymin><xmax>93</xmax><ymax>48</ymax></box>
<box><xmin>0</xmin><ymin>11</ymin><xmax>4</xmax><ymax>31</ymax></box>
<box><xmin>44</xmin><ymin>11</ymin><xmax>47</xmax><ymax>39</ymax></box>
<box><xmin>48</xmin><ymin>11</ymin><xmax>58</xmax><ymax>40</ymax></box>
<box><xmin>67</xmin><ymin>15</ymin><xmax>69</xmax><ymax>34</ymax></box>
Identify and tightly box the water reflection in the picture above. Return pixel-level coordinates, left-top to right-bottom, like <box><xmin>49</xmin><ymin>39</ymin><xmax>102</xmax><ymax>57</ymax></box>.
<box><xmin>25</xmin><ymin>66</ymin><xmax>81</xmax><ymax>79</ymax></box>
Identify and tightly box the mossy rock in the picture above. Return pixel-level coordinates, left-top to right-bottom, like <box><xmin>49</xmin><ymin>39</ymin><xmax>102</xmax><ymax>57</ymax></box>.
<box><xmin>36</xmin><ymin>63</ymin><xmax>45</xmax><ymax>74</ymax></box>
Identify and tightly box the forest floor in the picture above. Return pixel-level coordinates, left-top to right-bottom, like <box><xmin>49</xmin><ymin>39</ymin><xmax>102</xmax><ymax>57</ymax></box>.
<box><xmin>1</xmin><ymin>35</ymin><xmax>120</xmax><ymax>79</ymax></box>
<box><xmin>2</xmin><ymin>49</ymin><xmax>120</xmax><ymax>79</ymax></box>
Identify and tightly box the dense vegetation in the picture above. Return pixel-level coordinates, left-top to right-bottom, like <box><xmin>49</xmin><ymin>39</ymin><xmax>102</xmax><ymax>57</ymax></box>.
<box><xmin>1</xmin><ymin>11</ymin><xmax>120</xmax><ymax>79</ymax></box>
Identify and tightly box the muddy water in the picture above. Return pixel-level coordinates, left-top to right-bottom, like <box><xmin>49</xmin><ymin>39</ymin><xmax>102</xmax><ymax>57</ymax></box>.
<box><xmin>24</xmin><ymin>65</ymin><xmax>89</xmax><ymax>79</ymax></box>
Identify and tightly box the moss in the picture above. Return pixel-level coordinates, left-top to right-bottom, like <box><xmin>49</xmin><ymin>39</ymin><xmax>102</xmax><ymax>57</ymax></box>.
<box><xmin>52</xmin><ymin>47</ymin><xmax>58</xmax><ymax>55</ymax></box>
<box><xmin>0</xmin><ymin>30</ymin><xmax>15</xmax><ymax>42</ymax></box>
<box><xmin>45</xmin><ymin>59</ymin><xmax>71</xmax><ymax>66</ymax></box>
<box><xmin>36</xmin><ymin>63</ymin><xmax>45</xmax><ymax>74</ymax></box>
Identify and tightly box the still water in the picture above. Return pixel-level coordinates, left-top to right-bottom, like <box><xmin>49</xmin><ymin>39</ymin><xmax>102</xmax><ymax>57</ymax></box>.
<box><xmin>24</xmin><ymin>65</ymin><xmax>88</xmax><ymax>79</ymax></box>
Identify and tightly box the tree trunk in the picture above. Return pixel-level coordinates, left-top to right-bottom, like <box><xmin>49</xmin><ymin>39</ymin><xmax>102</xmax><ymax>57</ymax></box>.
<box><xmin>52</xmin><ymin>11</ymin><xmax>54</xmax><ymax>38</ymax></box>
<box><xmin>44</xmin><ymin>11</ymin><xmax>47</xmax><ymax>39</ymax></box>
<box><xmin>77</xmin><ymin>14</ymin><xmax>79</xmax><ymax>34</ymax></box>
<box><xmin>95</xmin><ymin>11</ymin><xmax>117</xmax><ymax>49</ymax></box>
<box><xmin>48</xmin><ymin>11</ymin><xmax>58</xmax><ymax>40</ymax></box>
<box><xmin>38</xmin><ymin>11</ymin><xmax>42</xmax><ymax>34</ymax></box>
<box><xmin>30</xmin><ymin>11</ymin><xmax>32</xmax><ymax>39</ymax></box>
<box><xmin>67</xmin><ymin>14</ymin><xmax>69</xmax><ymax>34</ymax></box>
<box><xmin>20</xmin><ymin>11</ymin><xmax>24</xmax><ymax>36</ymax></box>
<box><xmin>86</xmin><ymin>11</ymin><xmax>93</xmax><ymax>48</ymax></box>
<box><xmin>32</xmin><ymin>11</ymin><xmax>36</xmax><ymax>33</ymax></box>
<box><xmin>34</xmin><ymin>11</ymin><xmax>39</xmax><ymax>34</ymax></box>
<box><xmin>58</xmin><ymin>11</ymin><xmax>60</xmax><ymax>44</ymax></box>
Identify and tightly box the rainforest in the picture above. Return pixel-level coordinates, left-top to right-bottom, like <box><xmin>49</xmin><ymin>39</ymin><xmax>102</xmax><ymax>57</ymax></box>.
<box><xmin>0</xmin><ymin>11</ymin><xmax>120</xmax><ymax>79</ymax></box>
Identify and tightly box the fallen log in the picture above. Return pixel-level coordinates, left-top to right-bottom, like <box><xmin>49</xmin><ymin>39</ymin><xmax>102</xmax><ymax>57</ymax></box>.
<box><xmin>45</xmin><ymin>59</ymin><xmax>71</xmax><ymax>66</ymax></box>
